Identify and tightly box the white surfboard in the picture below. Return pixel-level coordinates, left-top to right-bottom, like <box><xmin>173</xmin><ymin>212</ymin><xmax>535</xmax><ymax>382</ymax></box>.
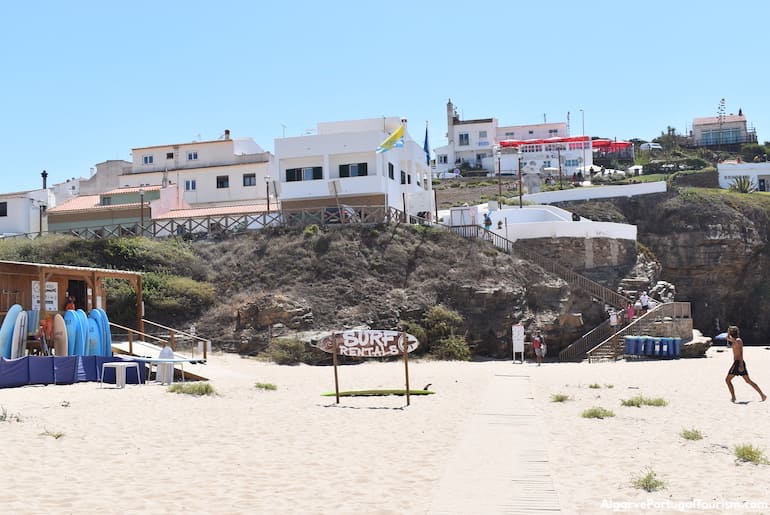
<box><xmin>11</xmin><ymin>310</ymin><xmax>29</xmax><ymax>359</ymax></box>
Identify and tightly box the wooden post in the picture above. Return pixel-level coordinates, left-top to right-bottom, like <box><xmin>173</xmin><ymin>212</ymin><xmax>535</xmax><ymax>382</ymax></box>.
<box><xmin>402</xmin><ymin>332</ymin><xmax>411</xmax><ymax>407</ymax></box>
<box><xmin>333</xmin><ymin>334</ymin><xmax>340</xmax><ymax>404</ymax></box>
<box><xmin>128</xmin><ymin>331</ymin><xmax>134</xmax><ymax>355</ymax></box>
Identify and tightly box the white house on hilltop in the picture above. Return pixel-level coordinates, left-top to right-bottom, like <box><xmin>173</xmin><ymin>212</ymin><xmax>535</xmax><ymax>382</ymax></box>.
<box><xmin>118</xmin><ymin>130</ymin><xmax>273</xmax><ymax>209</ymax></box>
<box><xmin>274</xmin><ymin>117</ymin><xmax>434</xmax><ymax>216</ymax></box>
<box><xmin>718</xmin><ymin>161</ymin><xmax>770</xmax><ymax>191</ymax></box>
<box><xmin>433</xmin><ymin>99</ymin><xmax>591</xmax><ymax>176</ymax></box>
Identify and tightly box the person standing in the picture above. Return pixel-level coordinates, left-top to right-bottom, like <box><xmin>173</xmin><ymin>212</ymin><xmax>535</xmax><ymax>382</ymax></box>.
<box><xmin>532</xmin><ymin>332</ymin><xmax>544</xmax><ymax>366</ymax></box>
<box><xmin>725</xmin><ymin>325</ymin><xmax>766</xmax><ymax>402</ymax></box>
<box><xmin>639</xmin><ymin>291</ymin><xmax>650</xmax><ymax>313</ymax></box>
<box><xmin>625</xmin><ymin>301</ymin><xmax>635</xmax><ymax>324</ymax></box>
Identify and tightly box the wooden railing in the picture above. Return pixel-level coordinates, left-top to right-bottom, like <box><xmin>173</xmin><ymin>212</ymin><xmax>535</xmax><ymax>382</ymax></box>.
<box><xmin>108</xmin><ymin>321</ymin><xmax>168</xmax><ymax>356</ymax></box>
<box><xmin>558</xmin><ymin>318</ymin><xmax>616</xmax><ymax>362</ymax></box>
<box><xmin>141</xmin><ymin>319</ymin><xmax>210</xmax><ymax>359</ymax></box>
<box><xmin>584</xmin><ymin>302</ymin><xmax>691</xmax><ymax>362</ymax></box>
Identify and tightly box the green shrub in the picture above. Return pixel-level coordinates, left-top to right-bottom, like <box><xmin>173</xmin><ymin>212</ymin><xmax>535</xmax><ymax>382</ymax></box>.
<box><xmin>168</xmin><ymin>382</ymin><xmax>216</xmax><ymax>396</ymax></box>
<box><xmin>681</xmin><ymin>428</ymin><xmax>703</xmax><ymax>441</ymax></box>
<box><xmin>588</xmin><ymin>383</ymin><xmax>601</xmax><ymax>389</ymax></box>
<box><xmin>0</xmin><ymin>406</ymin><xmax>22</xmax><ymax>422</ymax></box>
<box><xmin>621</xmin><ymin>395</ymin><xmax>668</xmax><ymax>407</ymax></box>
<box><xmin>632</xmin><ymin>468</ymin><xmax>666</xmax><ymax>491</ymax></box>
<box><xmin>550</xmin><ymin>393</ymin><xmax>570</xmax><ymax>402</ymax></box>
<box><xmin>429</xmin><ymin>335</ymin><xmax>471</xmax><ymax>361</ymax></box>
<box><xmin>303</xmin><ymin>224</ymin><xmax>320</xmax><ymax>237</ymax></box>
<box><xmin>266</xmin><ymin>337</ymin><xmax>310</xmax><ymax>365</ymax></box>
<box><xmin>41</xmin><ymin>428</ymin><xmax>65</xmax><ymax>439</ymax></box>
<box><xmin>734</xmin><ymin>444</ymin><xmax>770</xmax><ymax>465</ymax></box>
<box><xmin>255</xmin><ymin>382</ymin><xmax>277</xmax><ymax>391</ymax></box>
<box><xmin>581</xmin><ymin>407</ymin><xmax>615</xmax><ymax>419</ymax></box>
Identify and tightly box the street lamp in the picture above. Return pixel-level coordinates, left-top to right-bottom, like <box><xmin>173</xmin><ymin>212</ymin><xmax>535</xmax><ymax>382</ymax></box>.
<box><xmin>265</xmin><ymin>175</ymin><xmax>271</xmax><ymax>212</ymax></box>
<box><xmin>517</xmin><ymin>153</ymin><xmax>524</xmax><ymax>209</ymax></box>
<box><xmin>139</xmin><ymin>188</ymin><xmax>145</xmax><ymax>234</ymax></box>
<box><xmin>496</xmin><ymin>146</ymin><xmax>502</xmax><ymax>205</ymax></box>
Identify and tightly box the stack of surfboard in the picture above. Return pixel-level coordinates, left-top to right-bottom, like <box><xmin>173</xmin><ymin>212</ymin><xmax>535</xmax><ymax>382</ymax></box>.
<box><xmin>1</xmin><ymin>305</ymin><xmax>113</xmax><ymax>358</ymax></box>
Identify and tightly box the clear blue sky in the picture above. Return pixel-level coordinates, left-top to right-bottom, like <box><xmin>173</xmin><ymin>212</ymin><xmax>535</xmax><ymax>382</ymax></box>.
<box><xmin>2</xmin><ymin>1</ymin><xmax>769</xmax><ymax>193</ymax></box>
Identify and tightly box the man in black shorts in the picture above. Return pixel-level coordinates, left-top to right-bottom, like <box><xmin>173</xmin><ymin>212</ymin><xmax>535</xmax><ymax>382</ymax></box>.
<box><xmin>725</xmin><ymin>325</ymin><xmax>767</xmax><ymax>403</ymax></box>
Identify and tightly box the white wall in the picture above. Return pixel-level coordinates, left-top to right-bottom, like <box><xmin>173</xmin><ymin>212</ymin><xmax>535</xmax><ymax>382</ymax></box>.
<box><xmin>718</xmin><ymin>162</ymin><xmax>770</xmax><ymax>190</ymax></box>
<box><xmin>0</xmin><ymin>189</ymin><xmax>54</xmax><ymax>235</ymax></box>
<box><xmin>488</xmin><ymin>205</ymin><xmax>637</xmax><ymax>242</ymax></box>
<box><xmin>522</xmin><ymin>181</ymin><xmax>667</xmax><ymax>204</ymax></box>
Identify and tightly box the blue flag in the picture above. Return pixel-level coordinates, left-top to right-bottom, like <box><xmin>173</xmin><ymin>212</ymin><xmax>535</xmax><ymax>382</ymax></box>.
<box><xmin>423</xmin><ymin>124</ymin><xmax>430</xmax><ymax>165</ymax></box>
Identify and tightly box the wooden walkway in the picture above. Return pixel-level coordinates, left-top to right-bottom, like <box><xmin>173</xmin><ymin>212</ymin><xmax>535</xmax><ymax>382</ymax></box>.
<box><xmin>111</xmin><ymin>340</ymin><xmax>209</xmax><ymax>381</ymax></box>
<box><xmin>427</xmin><ymin>373</ymin><xmax>561</xmax><ymax>515</ymax></box>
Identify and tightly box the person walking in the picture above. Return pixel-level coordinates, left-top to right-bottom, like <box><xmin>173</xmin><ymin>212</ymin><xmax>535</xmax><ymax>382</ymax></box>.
<box><xmin>625</xmin><ymin>301</ymin><xmax>635</xmax><ymax>324</ymax></box>
<box><xmin>725</xmin><ymin>325</ymin><xmax>766</xmax><ymax>403</ymax></box>
<box><xmin>483</xmin><ymin>212</ymin><xmax>492</xmax><ymax>239</ymax></box>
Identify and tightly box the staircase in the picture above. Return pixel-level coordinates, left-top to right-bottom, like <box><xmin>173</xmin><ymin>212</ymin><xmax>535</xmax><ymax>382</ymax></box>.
<box><xmin>585</xmin><ymin>302</ymin><xmax>692</xmax><ymax>362</ymax></box>
<box><xmin>447</xmin><ymin>225</ymin><xmax>631</xmax><ymax>310</ymax></box>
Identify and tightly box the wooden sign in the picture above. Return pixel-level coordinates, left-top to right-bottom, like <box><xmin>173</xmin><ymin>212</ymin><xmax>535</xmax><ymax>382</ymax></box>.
<box><xmin>313</xmin><ymin>330</ymin><xmax>420</xmax><ymax>406</ymax></box>
<box><xmin>314</xmin><ymin>330</ymin><xmax>419</xmax><ymax>357</ymax></box>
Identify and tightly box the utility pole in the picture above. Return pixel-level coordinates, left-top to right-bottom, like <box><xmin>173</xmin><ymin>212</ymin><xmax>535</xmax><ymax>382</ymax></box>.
<box><xmin>518</xmin><ymin>155</ymin><xmax>524</xmax><ymax>208</ymax></box>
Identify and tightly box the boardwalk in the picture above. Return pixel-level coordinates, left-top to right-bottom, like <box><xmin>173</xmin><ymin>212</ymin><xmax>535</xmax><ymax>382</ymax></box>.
<box><xmin>428</xmin><ymin>372</ymin><xmax>561</xmax><ymax>515</ymax></box>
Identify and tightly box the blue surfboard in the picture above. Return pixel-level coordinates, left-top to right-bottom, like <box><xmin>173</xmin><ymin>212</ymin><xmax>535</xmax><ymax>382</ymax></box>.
<box><xmin>0</xmin><ymin>304</ymin><xmax>23</xmax><ymax>358</ymax></box>
<box><xmin>63</xmin><ymin>310</ymin><xmax>80</xmax><ymax>355</ymax></box>
<box><xmin>86</xmin><ymin>316</ymin><xmax>102</xmax><ymax>356</ymax></box>
<box><xmin>93</xmin><ymin>308</ymin><xmax>112</xmax><ymax>356</ymax></box>
<box><xmin>75</xmin><ymin>310</ymin><xmax>88</xmax><ymax>356</ymax></box>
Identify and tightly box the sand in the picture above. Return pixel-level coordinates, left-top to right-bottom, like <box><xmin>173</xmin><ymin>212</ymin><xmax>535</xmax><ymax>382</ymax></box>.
<box><xmin>1</xmin><ymin>346</ymin><xmax>769</xmax><ymax>514</ymax></box>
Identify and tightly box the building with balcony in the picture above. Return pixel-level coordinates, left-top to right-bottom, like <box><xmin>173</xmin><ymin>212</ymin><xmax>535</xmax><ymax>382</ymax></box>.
<box><xmin>433</xmin><ymin>99</ymin><xmax>574</xmax><ymax>175</ymax></box>
<box><xmin>689</xmin><ymin>112</ymin><xmax>757</xmax><ymax>149</ymax></box>
<box><xmin>118</xmin><ymin>130</ymin><xmax>273</xmax><ymax>208</ymax></box>
<box><xmin>274</xmin><ymin>117</ymin><xmax>434</xmax><ymax>216</ymax></box>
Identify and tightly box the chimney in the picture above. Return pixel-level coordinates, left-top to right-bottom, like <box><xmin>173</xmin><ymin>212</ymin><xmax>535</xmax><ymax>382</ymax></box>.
<box><xmin>224</xmin><ymin>129</ymin><xmax>231</xmax><ymax>140</ymax></box>
<box><xmin>41</xmin><ymin>170</ymin><xmax>48</xmax><ymax>189</ymax></box>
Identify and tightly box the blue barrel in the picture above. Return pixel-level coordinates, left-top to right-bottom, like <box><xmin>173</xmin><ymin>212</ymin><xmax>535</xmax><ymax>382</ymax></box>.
<box><xmin>627</xmin><ymin>336</ymin><xmax>641</xmax><ymax>355</ymax></box>
<box><xmin>640</xmin><ymin>336</ymin><xmax>652</xmax><ymax>356</ymax></box>
<box><xmin>661</xmin><ymin>337</ymin><xmax>672</xmax><ymax>357</ymax></box>
<box><xmin>652</xmin><ymin>337</ymin><xmax>662</xmax><ymax>356</ymax></box>
<box><xmin>624</xmin><ymin>336</ymin><xmax>633</xmax><ymax>355</ymax></box>
<box><xmin>672</xmin><ymin>337</ymin><xmax>682</xmax><ymax>358</ymax></box>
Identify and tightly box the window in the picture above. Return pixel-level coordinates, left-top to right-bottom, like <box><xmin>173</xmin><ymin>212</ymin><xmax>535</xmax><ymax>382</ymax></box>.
<box><xmin>459</xmin><ymin>133</ymin><xmax>469</xmax><ymax>146</ymax></box>
<box><xmin>101</xmin><ymin>197</ymin><xmax>112</xmax><ymax>206</ymax></box>
<box><xmin>438</xmin><ymin>155</ymin><xmax>448</xmax><ymax>164</ymax></box>
<box><xmin>407</xmin><ymin>174</ymin><xmax>412</xmax><ymax>185</ymax></box>
<box><xmin>187</xmin><ymin>151</ymin><xmax>198</xmax><ymax>161</ymax></box>
<box><xmin>479</xmin><ymin>130</ymin><xmax>487</xmax><ymax>139</ymax></box>
<box><xmin>185</xmin><ymin>179</ymin><xmax>196</xmax><ymax>191</ymax></box>
<box><xmin>216</xmin><ymin>176</ymin><xmax>229</xmax><ymax>189</ymax></box>
<box><xmin>243</xmin><ymin>173</ymin><xmax>256</xmax><ymax>186</ymax></box>
<box><xmin>166</xmin><ymin>152</ymin><xmax>174</xmax><ymax>159</ymax></box>
<box><xmin>0</xmin><ymin>201</ymin><xmax>7</xmax><ymax>217</ymax></box>
<box><xmin>543</xmin><ymin>160</ymin><xmax>552</xmax><ymax>168</ymax></box>
<box><xmin>143</xmin><ymin>155</ymin><xmax>153</xmax><ymax>165</ymax></box>
<box><xmin>388</xmin><ymin>163</ymin><xmax>395</xmax><ymax>180</ymax></box>
<box><xmin>286</xmin><ymin>166</ymin><xmax>323</xmax><ymax>182</ymax></box>
<box><xmin>339</xmin><ymin>162</ymin><xmax>368</xmax><ymax>178</ymax></box>
<box><xmin>505</xmin><ymin>131</ymin><xmax>515</xmax><ymax>138</ymax></box>
<box><xmin>528</xmin><ymin>130</ymin><xmax>534</xmax><ymax>135</ymax></box>
<box><xmin>548</xmin><ymin>128</ymin><xmax>559</xmax><ymax>134</ymax></box>
<box><xmin>400</xmin><ymin>170</ymin><xmax>406</xmax><ymax>185</ymax></box>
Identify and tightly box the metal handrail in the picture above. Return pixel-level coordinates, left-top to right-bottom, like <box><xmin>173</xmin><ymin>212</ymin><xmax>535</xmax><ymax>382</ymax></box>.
<box><xmin>584</xmin><ymin>302</ymin><xmax>691</xmax><ymax>361</ymax></box>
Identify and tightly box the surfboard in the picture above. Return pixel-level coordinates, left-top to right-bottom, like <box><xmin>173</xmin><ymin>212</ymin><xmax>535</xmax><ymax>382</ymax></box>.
<box><xmin>93</xmin><ymin>308</ymin><xmax>112</xmax><ymax>356</ymax></box>
<box><xmin>86</xmin><ymin>316</ymin><xmax>102</xmax><ymax>356</ymax></box>
<box><xmin>11</xmin><ymin>310</ymin><xmax>29</xmax><ymax>359</ymax></box>
<box><xmin>75</xmin><ymin>309</ymin><xmax>89</xmax><ymax>356</ymax></box>
<box><xmin>63</xmin><ymin>310</ymin><xmax>80</xmax><ymax>355</ymax></box>
<box><xmin>1</xmin><ymin>304</ymin><xmax>24</xmax><ymax>359</ymax></box>
<box><xmin>26</xmin><ymin>309</ymin><xmax>40</xmax><ymax>337</ymax></box>
<box><xmin>53</xmin><ymin>314</ymin><xmax>68</xmax><ymax>356</ymax></box>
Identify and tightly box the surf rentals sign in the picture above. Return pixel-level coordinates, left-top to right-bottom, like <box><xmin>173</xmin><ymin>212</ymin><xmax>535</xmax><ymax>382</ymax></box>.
<box><xmin>314</xmin><ymin>330</ymin><xmax>419</xmax><ymax>357</ymax></box>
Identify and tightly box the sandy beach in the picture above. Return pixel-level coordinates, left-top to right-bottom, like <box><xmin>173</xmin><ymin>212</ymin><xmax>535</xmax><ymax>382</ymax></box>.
<box><xmin>1</xmin><ymin>346</ymin><xmax>769</xmax><ymax>514</ymax></box>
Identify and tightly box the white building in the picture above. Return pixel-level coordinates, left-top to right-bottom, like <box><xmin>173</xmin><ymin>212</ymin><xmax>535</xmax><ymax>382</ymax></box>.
<box><xmin>433</xmin><ymin>99</ymin><xmax>579</xmax><ymax>176</ymax></box>
<box><xmin>0</xmin><ymin>188</ymin><xmax>55</xmax><ymax>237</ymax></box>
<box><xmin>119</xmin><ymin>130</ymin><xmax>273</xmax><ymax>208</ymax></box>
<box><xmin>718</xmin><ymin>161</ymin><xmax>770</xmax><ymax>191</ymax></box>
<box><xmin>274</xmin><ymin>117</ymin><xmax>434</xmax><ymax>216</ymax></box>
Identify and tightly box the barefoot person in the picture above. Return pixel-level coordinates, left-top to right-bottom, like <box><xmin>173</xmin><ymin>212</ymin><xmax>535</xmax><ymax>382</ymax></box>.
<box><xmin>725</xmin><ymin>325</ymin><xmax>767</xmax><ymax>402</ymax></box>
